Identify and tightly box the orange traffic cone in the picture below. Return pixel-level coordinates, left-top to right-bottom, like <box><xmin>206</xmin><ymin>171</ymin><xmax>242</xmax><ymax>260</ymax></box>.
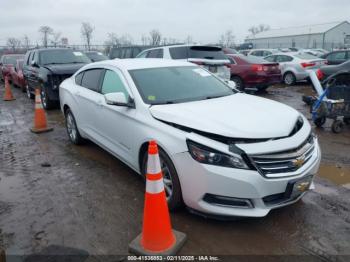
<box><xmin>30</xmin><ymin>89</ymin><xmax>53</xmax><ymax>134</ymax></box>
<box><xmin>0</xmin><ymin>248</ymin><xmax>5</xmax><ymax>262</ymax></box>
<box><xmin>129</xmin><ymin>140</ymin><xmax>186</xmax><ymax>255</ymax></box>
<box><xmin>3</xmin><ymin>75</ymin><xmax>15</xmax><ymax>101</ymax></box>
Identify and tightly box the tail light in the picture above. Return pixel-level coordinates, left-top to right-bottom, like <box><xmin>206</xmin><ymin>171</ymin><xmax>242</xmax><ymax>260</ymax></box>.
<box><xmin>316</xmin><ymin>69</ymin><xmax>324</xmax><ymax>80</ymax></box>
<box><xmin>251</xmin><ymin>64</ymin><xmax>263</xmax><ymax>72</ymax></box>
<box><xmin>301</xmin><ymin>62</ymin><xmax>316</xmax><ymax>68</ymax></box>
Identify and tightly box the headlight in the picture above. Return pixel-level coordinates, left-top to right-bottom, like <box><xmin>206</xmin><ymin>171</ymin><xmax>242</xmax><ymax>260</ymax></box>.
<box><xmin>187</xmin><ymin>140</ymin><xmax>250</xmax><ymax>169</ymax></box>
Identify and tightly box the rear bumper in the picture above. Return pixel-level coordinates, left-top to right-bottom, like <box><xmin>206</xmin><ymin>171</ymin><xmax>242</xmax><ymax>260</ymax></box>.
<box><xmin>245</xmin><ymin>74</ymin><xmax>282</xmax><ymax>88</ymax></box>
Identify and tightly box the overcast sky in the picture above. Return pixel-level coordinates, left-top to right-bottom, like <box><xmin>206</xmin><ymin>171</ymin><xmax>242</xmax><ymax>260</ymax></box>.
<box><xmin>0</xmin><ymin>0</ymin><xmax>349</xmax><ymax>46</ymax></box>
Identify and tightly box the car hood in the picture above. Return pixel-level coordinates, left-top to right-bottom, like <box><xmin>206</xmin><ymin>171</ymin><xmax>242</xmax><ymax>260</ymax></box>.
<box><xmin>149</xmin><ymin>93</ymin><xmax>300</xmax><ymax>139</ymax></box>
<box><xmin>43</xmin><ymin>63</ymin><xmax>87</xmax><ymax>74</ymax></box>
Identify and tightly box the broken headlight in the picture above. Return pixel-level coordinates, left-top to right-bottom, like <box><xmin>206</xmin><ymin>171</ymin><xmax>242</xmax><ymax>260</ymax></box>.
<box><xmin>187</xmin><ymin>140</ymin><xmax>249</xmax><ymax>169</ymax></box>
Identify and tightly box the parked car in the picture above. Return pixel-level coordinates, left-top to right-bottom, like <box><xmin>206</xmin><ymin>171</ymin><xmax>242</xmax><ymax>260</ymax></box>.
<box><xmin>238</xmin><ymin>42</ymin><xmax>253</xmax><ymax>50</ymax></box>
<box><xmin>316</xmin><ymin>60</ymin><xmax>350</xmax><ymax>80</ymax></box>
<box><xmin>222</xmin><ymin>47</ymin><xmax>239</xmax><ymax>55</ymax></box>
<box><xmin>248</xmin><ymin>49</ymin><xmax>278</xmax><ymax>57</ymax></box>
<box><xmin>23</xmin><ymin>48</ymin><xmax>91</xmax><ymax>109</ymax></box>
<box><xmin>321</xmin><ymin>50</ymin><xmax>350</xmax><ymax>65</ymax></box>
<box><xmin>303</xmin><ymin>49</ymin><xmax>329</xmax><ymax>58</ymax></box>
<box><xmin>226</xmin><ymin>54</ymin><xmax>281</xmax><ymax>91</ymax></box>
<box><xmin>264</xmin><ymin>53</ymin><xmax>327</xmax><ymax>85</ymax></box>
<box><xmin>60</xmin><ymin>59</ymin><xmax>321</xmax><ymax>218</ymax></box>
<box><xmin>85</xmin><ymin>51</ymin><xmax>109</xmax><ymax>62</ymax></box>
<box><xmin>9</xmin><ymin>59</ymin><xmax>26</xmax><ymax>91</ymax></box>
<box><xmin>238</xmin><ymin>49</ymin><xmax>251</xmax><ymax>56</ymax></box>
<box><xmin>136</xmin><ymin>45</ymin><xmax>231</xmax><ymax>80</ymax></box>
<box><xmin>0</xmin><ymin>54</ymin><xmax>25</xmax><ymax>81</ymax></box>
<box><xmin>109</xmin><ymin>46</ymin><xmax>154</xmax><ymax>59</ymax></box>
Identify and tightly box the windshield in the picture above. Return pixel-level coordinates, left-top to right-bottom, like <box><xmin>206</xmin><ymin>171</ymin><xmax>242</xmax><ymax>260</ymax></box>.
<box><xmin>39</xmin><ymin>50</ymin><xmax>91</xmax><ymax>65</ymax></box>
<box><xmin>86</xmin><ymin>52</ymin><xmax>108</xmax><ymax>62</ymax></box>
<box><xmin>3</xmin><ymin>55</ymin><xmax>24</xmax><ymax>65</ymax></box>
<box><xmin>129</xmin><ymin>66</ymin><xmax>234</xmax><ymax>105</ymax></box>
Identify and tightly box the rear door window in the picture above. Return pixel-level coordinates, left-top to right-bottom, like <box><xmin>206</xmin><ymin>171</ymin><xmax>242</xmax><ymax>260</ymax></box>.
<box><xmin>169</xmin><ymin>47</ymin><xmax>188</xmax><ymax>59</ymax></box>
<box><xmin>146</xmin><ymin>49</ymin><xmax>163</xmax><ymax>58</ymax></box>
<box><xmin>328</xmin><ymin>52</ymin><xmax>346</xmax><ymax>60</ymax></box>
<box><xmin>81</xmin><ymin>69</ymin><xmax>104</xmax><ymax>92</ymax></box>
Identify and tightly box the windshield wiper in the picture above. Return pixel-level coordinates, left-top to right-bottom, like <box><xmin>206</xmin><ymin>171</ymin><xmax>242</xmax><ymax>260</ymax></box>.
<box><xmin>152</xmin><ymin>101</ymin><xmax>176</xmax><ymax>105</ymax></box>
<box><xmin>205</xmin><ymin>95</ymin><xmax>224</xmax><ymax>100</ymax></box>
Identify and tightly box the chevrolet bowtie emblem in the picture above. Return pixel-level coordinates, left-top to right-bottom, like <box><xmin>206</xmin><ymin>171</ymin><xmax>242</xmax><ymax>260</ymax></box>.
<box><xmin>293</xmin><ymin>156</ymin><xmax>305</xmax><ymax>168</ymax></box>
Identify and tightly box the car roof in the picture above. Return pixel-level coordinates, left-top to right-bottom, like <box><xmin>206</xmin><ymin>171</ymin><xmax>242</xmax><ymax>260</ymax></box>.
<box><xmin>91</xmin><ymin>58</ymin><xmax>195</xmax><ymax>70</ymax></box>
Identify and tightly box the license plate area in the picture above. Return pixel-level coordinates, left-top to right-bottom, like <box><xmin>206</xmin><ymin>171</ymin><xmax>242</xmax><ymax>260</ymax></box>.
<box><xmin>285</xmin><ymin>176</ymin><xmax>313</xmax><ymax>199</ymax></box>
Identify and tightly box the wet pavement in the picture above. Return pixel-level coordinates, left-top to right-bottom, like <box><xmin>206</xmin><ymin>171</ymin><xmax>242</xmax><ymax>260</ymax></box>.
<box><xmin>0</xmin><ymin>82</ymin><xmax>349</xmax><ymax>261</ymax></box>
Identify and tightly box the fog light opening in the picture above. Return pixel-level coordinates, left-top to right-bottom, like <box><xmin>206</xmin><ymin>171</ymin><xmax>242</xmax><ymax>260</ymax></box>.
<box><xmin>203</xmin><ymin>194</ymin><xmax>254</xmax><ymax>209</ymax></box>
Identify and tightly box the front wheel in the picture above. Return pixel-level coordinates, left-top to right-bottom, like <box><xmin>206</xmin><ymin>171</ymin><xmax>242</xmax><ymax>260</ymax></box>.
<box><xmin>142</xmin><ymin>148</ymin><xmax>183</xmax><ymax>211</ymax></box>
<box><xmin>41</xmin><ymin>87</ymin><xmax>55</xmax><ymax>110</ymax></box>
<box><xmin>65</xmin><ymin>109</ymin><xmax>85</xmax><ymax>145</ymax></box>
<box><xmin>26</xmin><ymin>84</ymin><xmax>34</xmax><ymax>99</ymax></box>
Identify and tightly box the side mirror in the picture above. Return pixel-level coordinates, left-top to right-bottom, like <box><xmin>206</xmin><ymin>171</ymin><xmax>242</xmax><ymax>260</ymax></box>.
<box><xmin>31</xmin><ymin>61</ymin><xmax>39</xmax><ymax>67</ymax></box>
<box><xmin>104</xmin><ymin>92</ymin><xmax>134</xmax><ymax>107</ymax></box>
<box><xmin>227</xmin><ymin>80</ymin><xmax>237</xmax><ymax>90</ymax></box>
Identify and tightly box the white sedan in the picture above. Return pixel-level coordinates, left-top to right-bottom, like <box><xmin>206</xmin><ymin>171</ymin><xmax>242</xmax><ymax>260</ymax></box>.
<box><xmin>59</xmin><ymin>59</ymin><xmax>321</xmax><ymax>218</ymax></box>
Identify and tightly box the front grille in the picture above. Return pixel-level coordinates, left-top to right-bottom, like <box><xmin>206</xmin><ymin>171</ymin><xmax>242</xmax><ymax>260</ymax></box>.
<box><xmin>250</xmin><ymin>134</ymin><xmax>315</xmax><ymax>177</ymax></box>
<box><xmin>51</xmin><ymin>74</ymin><xmax>72</xmax><ymax>88</ymax></box>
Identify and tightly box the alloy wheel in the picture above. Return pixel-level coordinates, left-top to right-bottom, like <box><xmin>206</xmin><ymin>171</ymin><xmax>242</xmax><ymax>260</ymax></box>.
<box><xmin>26</xmin><ymin>84</ymin><xmax>31</xmax><ymax>99</ymax></box>
<box><xmin>160</xmin><ymin>158</ymin><xmax>174</xmax><ymax>200</ymax></box>
<box><xmin>66</xmin><ymin>113</ymin><xmax>78</xmax><ymax>142</ymax></box>
<box><xmin>41</xmin><ymin>89</ymin><xmax>47</xmax><ymax>109</ymax></box>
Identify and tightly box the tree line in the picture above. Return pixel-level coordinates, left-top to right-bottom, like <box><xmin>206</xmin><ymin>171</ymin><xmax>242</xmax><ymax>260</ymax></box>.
<box><xmin>5</xmin><ymin>22</ymin><xmax>271</xmax><ymax>52</ymax></box>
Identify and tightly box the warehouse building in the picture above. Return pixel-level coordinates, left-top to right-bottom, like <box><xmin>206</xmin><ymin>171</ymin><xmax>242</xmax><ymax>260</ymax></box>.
<box><xmin>246</xmin><ymin>21</ymin><xmax>350</xmax><ymax>50</ymax></box>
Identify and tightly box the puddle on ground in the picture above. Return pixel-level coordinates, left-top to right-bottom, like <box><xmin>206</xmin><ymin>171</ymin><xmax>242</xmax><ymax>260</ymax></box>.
<box><xmin>317</xmin><ymin>164</ymin><xmax>350</xmax><ymax>187</ymax></box>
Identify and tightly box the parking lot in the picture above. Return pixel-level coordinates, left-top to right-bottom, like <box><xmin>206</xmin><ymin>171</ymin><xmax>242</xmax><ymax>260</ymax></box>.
<box><xmin>0</xmin><ymin>82</ymin><xmax>349</xmax><ymax>261</ymax></box>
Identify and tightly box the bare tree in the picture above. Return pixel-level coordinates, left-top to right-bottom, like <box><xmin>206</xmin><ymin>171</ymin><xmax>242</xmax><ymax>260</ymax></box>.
<box><xmin>81</xmin><ymin>22</ymin><xmax>94</xmax><ymax>50</ymax></box>
<box><xmin>7</xmin><ymin>38</ymin><xmax>21</xmax><ymax>52</ymax></box>
<box><xmin>248</xmin><ymin>24</ymin><xmax>270</xmax><ymax>37</ymax></box>
<box><xmin>149</xmin><ymin>29</ymin><xmax>162</xmax><ymax>46</ymax></box>
<box><xmin>219</xmin><ymin>30</ymin><xmax>235</xmax><ymax>47</ymax></box>
<box><xmin>185</xmin><ymin>35</ymin><xmax>193</xmax><ymax>44</ymax></box>
<box><xmin>22</xmin><ymin>35</ymin><xmax>31</xmax><ymax>49</ymax></box>
<box><xmin>39</xmin><ymin>26</ymin><xmax>54</xmax><ymax>47</ymax></box>
<box><xmin>51</xmin><ymin>32</ymin><xmax>62</xmax><ymax>47</ymax></box>
<box><xmin>141</xmin><ymin>35</ymin><xmax>149</xmax><ymax>46</ymax></box>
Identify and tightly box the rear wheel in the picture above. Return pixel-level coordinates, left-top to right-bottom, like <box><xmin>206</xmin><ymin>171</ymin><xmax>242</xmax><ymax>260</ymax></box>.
<box><xmin>314</xmin><ymin>117</ymin><xmax>326</xmax><ymax>128</ymax></box>
<box><xmin>331</xmin><ymin>120</ymin><xmax>344</xmax><ymax>133</ymax></box>
<box><xmin>283</xmin><ymin>72</ymin><xmax>296</xmax><ymax>86</ymax></box>
<box><xmin>230</xmin><ymin>76</ymin><xmax>244</xmax><ymax>91</ymax></box>
<box><xmin>142</xmin><ymin>148</ymin><xmax>183</xmax><ymax>211</ymax></box>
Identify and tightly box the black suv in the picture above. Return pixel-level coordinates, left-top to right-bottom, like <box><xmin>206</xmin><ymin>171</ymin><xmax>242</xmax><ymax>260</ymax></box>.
<box><xmin>23</xmin><ymin>48</ymin><xmax>91</xmax><ymax>109</ymax></box>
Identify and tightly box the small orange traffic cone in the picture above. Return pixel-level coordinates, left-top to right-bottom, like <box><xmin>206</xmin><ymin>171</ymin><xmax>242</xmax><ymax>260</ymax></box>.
<box><xmin>3</xmin><ymin>75</ymin><xmax>15</xmax><ymax>101</ymax></box>
<box><xmin>129</xmin><ymin>140</ymin><xmax>186</xmax><ymax>255</ymax></box>
<box><xmin>0</xmin><ymin>248</ymin><xmax>5</xmax><ymax>262</ymax></box>
<box><xmin>30</xmin><ymin>88</ymin><xmax>53</xmax><ymax>134</ymax></box>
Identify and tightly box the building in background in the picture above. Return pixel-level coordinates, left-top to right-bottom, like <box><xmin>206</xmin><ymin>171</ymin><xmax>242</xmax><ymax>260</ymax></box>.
<box><xmin>246</xmin><ymin>21</ymin><xmax>350</xmax><ymax>50</ymax></box>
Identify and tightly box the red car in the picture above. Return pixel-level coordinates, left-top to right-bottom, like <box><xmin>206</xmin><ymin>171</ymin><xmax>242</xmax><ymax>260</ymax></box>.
<box><xmin>225</xmin><ymin>54</ymin><xmax>282</xmax><ymax>91</ymax></box>
<box><xmin>0</xmin><ymin>54</ymin><xmax>25</xmax><ymax>82</ymax></box>
<box><xmin>10</xmin><ymin>59</ymin><xmax>26</xmax><ymax>91</ymax></box>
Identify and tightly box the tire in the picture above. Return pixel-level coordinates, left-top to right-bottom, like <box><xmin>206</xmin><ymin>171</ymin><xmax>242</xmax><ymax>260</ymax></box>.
<box><xmin>344</xmin><ymin>118</ymin><xmax>350</xmax><ymax>125</ymax></box>
<box><xmin>41</xmin><ymin>86</ymin><xmax>56</xmax><ymax>110</ymax></box>
<box><xmin>283</xmin><ymin>72</ymin><xmax>296</xmax><ymax>86</ymax></box>
<box><xmin>230</xmin><ymin>76</ymin><xmax>244</xmax><ymax>91</ymax></box>
<box><xmin>314</xmin><ymin>117</ymin><xmax>326</xmax><ymax>128</ymax></box>
<box><xmin>331</xmin><ymin>120</ymin><xmax>344</xmax><ymax>134</ymax></box>
<box><xmin>142</xmin><ymin>148</ymin><xmax>183</xmax><ymax>211</ymax></box>
<box><xmin>26</xmin><ymin>83</ymin><xmax>34</xmax><ymax>99</ymax></box>
<box><xmin>65</xmin><ymin>108</ymin><xmax>85</xmax><ymax>145</ymax></box>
